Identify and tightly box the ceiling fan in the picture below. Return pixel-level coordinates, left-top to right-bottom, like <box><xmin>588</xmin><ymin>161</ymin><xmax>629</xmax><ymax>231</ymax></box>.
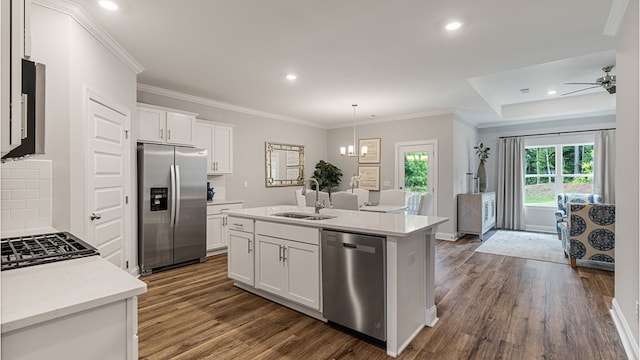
<box><xmin>562</xmin><ymin>65</ymin><xmax>616</xmax><ymax>96</ymax></box>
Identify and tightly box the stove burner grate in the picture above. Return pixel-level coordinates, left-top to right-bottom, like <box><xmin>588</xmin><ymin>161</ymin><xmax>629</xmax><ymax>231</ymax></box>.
<box><xmin>1</xmin><ymin>232</ymin><xmax>99</xmax><ymax>270</ymax></box>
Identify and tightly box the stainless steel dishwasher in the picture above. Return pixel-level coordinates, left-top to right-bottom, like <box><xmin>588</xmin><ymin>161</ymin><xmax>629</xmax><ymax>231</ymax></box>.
<box><xmin>321</xmin><ymin>230</ymin><xmax>386</xmax><ymax>342</ymax></box>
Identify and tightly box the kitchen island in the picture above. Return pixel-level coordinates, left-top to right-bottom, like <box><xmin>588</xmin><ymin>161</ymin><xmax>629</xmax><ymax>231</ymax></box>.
<box><xmin>225</xmin><ymin>205</ymin><xmax>448</xmax><ymax>357</ymax></box>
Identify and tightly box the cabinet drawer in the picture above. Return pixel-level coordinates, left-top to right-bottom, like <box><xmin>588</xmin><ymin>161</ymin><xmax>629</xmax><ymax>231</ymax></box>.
<box><xmin>207</xmin><ymin>202</ymin><xmax>242</xmax><ymax>215</ymax></box>
<box><xmin>255</xmin><ymin>221</ymin><xmax>319</xmax><ymax>246</ymax></box>
<box><xmin>228</xmin><ymin>217</ymin><xmax>254</xmax><ymax>233</ymax></box>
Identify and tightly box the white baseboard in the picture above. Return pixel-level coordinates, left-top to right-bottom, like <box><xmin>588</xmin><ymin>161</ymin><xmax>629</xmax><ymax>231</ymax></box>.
<box><xmin>435</xmin><ymin>232</ymin><xmax>458</xmax><ymax>241</ymax></box>
<box><xmin>425</xmin><ymin>304</ymin><xmax>439</xmax><ymax>327</ymax></box>
<box><xmin>207</xmin><ymin>247</ymin><xmax>228</xmax><ymax>256</ymax></box>
<box><xmin>130</xmin><ymin>265</ymin><xmax>140</xmax><ymax>277</ymax></box>
<box><xmin>611</xmin><ymin>298</ymin><xmax>639</xmax><ymax>360</ymax></box>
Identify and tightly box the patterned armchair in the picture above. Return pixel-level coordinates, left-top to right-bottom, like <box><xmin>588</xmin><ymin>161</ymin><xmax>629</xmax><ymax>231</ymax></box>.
<box><xmin>559</xmin><ymin>203</ymin><xmax>615</xmax><ymax>268</ymax></box>
<box><xmin>555</xmin><ymin>193</ymin><xmax>602</xmax><ymax>239</ymax></box>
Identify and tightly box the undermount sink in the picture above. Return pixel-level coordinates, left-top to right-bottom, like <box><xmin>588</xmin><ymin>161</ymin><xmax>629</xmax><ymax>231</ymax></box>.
<box><xmin>272</xmin><ymin>212</ymin><xmax>336</xmax><ymax>220</ymax></box>
<box><xmin>303</xmin><ymin>215</ymin><xmax>336</xmax><ymax>220</ymax></box>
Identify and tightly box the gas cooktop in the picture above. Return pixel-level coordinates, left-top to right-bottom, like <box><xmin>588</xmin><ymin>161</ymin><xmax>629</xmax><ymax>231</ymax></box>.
<box><xmin>1</xmin><ymin>232</ymin><xmax>99</xmax><ymax>270</ymax></box>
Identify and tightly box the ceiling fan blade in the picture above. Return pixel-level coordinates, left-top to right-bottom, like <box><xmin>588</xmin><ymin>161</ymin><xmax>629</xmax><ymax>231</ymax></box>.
<box><xmin>561</xmin><ymin>85</ymin><xmax>601</xmax><ymax>96</ymax></box>
<box><xmin>564</xmin><ymin>82</ymin><xmax>599</xmax><ymax>85</ymax></box>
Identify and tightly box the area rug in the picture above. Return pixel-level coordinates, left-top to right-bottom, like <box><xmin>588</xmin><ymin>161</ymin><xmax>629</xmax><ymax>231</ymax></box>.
<box><xmin>475</xmin><ymin>230</ymin><xmax>567</xmax><ymax>264</ymax></box>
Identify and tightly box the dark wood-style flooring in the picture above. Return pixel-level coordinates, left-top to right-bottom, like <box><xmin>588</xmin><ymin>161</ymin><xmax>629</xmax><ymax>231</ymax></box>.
<box><xmin>137</xmin><ymin>236</ymin><xmax>627</xmax><ymax>359</ymax></box>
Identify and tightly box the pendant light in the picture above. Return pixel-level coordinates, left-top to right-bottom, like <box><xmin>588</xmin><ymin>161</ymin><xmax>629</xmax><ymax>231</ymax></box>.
<box><xmin>340</xmin><ymin>104</ymin><xmax>368</xmax><ymax>157</ymax></box>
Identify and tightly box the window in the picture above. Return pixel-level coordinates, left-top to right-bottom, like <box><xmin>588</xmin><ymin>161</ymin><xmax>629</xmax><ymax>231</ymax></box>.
<box><xmin>524</xmin><ymin>143</ymin><xmax>594</xmax><ymax>205</ymax></box>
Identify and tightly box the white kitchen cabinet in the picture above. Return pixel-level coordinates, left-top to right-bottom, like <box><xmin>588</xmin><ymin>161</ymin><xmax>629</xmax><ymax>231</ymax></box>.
<box><xmin>207</xmin><ymin>202</ymin><xmax>243</xmax><ymax>252</ymax></box>
<box><xmin>207</xmin><ymin>215</ymin><xmax>224</xmax><ymax>250</ymax></box>
<box><xmin>195</xmin><ymin>120</ymin><xmax>234</xmax><ymax>174</ymax></box>
<box><xmin>227</xmin><ymin>216</ymin><xmax>254</xmax><ymax>286</ymax></box>
<box><xmin>254</xmin><ymin>221</ymin><xmax>320</xmax><ymax>310</ymax></box>
<box><xmin>457</xmin><ymin>191</ymin><xmax>496</xmax><ymax>240</ymax></box>
<box><xmin>137</xmin><ymin>104</ymin><xmax>197</xmax><ymax>146</ymax></box>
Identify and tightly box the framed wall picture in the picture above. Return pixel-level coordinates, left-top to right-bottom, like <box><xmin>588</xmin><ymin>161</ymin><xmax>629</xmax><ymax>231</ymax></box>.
<box><xmin>359</xmin><ymin>138</ymin><xmax>381</xmax><ymax>163</ymax></box>
<box><xmin>358</xmin><ymin>166</ymin><xmax>380</xmax><ymax>191</ymax></box>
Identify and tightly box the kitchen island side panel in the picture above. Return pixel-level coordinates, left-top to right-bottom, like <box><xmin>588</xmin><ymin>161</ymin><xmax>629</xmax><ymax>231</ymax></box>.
<box><xmin>386</xmin><ymin>229</ymin><xmax>433</xmax><ymax>357</ymax></box>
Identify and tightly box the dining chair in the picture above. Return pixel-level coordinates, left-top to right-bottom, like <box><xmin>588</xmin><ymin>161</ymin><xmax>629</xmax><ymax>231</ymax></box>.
<box><xmin>347</xmin><ymin>188</ymin><xmax>369</xmax><ymax>207</ymax></box>
<box><xmin>331</xmin><ymin>192</ymin><xmax>359</xmax><ymax>210</ymax></box>
<box><xmin>406</xmin><ymin>193</ymin><xmax>422</xmax><ymax>214</ymax></box>
<box><xmin>417</xmin><ymin>192</ymin><xmax>434</xmax><ymax>216</ymax></box>
<box><xmin>379</xmin><ymin>189</ymin><xmax>406</xmax><ymax>206</ymax></box>
<box><xmin>305</xmin><ymin>191</ymin><xmax>330</xmax><ymax>208</ymax></box>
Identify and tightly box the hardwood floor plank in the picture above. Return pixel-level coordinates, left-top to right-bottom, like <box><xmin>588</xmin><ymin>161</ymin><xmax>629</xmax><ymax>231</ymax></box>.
<box><xmin>137</xmin><ymin>237</ymin><xmax>627</xmax><ymax>359</ymax></box>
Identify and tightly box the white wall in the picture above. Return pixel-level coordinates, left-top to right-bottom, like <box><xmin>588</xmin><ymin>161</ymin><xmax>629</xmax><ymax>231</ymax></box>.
<box><xmin>614</xmin><ymin>0</ymin><xmax>639</xmax><ymax>350</ymax></box>
<box><xmin>453</xmin><ymin>118</ymin><xmax>478</xmax><ymax>234</ymax></box>
<box><xmin>30</xmin><ymin>5</ymin><xmax>71</xmax><ymax>231</ymax></box>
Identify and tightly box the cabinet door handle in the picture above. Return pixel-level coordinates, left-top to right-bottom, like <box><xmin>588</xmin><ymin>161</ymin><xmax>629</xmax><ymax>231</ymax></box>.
<box><xmin>247</xmin><ymin>239</ymin><xmax>252</xmax><ymax>254</ymax></box>
<box><xmin>278</xmin><ymin>245</ymin><xmax>283</xmax><ymax>261</ymax></box>
<box><xmin>167</xmin><ymin>129</ymin><xmax>171</xmax><ymax>140</ymax></box>
<box><xmin>282</xmin><ymin>246</ymin><xmax>287</xmax><ymax>262</ymax></box>
<box><xmin>212</xmin><ymin>162</ymin><xmax>215</xmax><ymax>171</ymax></box>
<box><xmin>160</xmin><ymin>128</ymin><xmax>164</xmax><ymax>139</ymax></box>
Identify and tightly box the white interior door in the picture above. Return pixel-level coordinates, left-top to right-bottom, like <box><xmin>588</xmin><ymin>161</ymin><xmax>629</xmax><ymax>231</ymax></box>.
<box><xmin>87</xmin><ymin>97</ymin><xmax>129</xmax><ymax>269</ymax></box>
<box><xmin>395</xmin><ymin>140</ymin><xmax>437</xmax><ymax>215</ymax></box>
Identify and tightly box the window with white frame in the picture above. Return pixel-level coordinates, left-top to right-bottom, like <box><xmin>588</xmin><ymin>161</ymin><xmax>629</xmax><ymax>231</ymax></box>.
<box><xmin>524</xmin><ymin>139</ymin><xmax>594</xmax><ymax>205</ymax></box>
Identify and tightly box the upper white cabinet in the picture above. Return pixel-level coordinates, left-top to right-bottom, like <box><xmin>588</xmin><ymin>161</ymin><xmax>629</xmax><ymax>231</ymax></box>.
<box><xmin>137</xmin><ymin>104</ymin><xmax>197</xmax><ymax>147</ymax></box>
<box><xmin>195</xmin><ymin>120</ymin><xmax>233</xmax><ymax>175</ymax></box>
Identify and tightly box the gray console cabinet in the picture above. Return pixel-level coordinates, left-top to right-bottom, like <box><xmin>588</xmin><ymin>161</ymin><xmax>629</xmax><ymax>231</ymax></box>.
<box><xmin>457</xmin><ymin>192</ymin><xmax>496</xmax><ymax>240</ymax></box>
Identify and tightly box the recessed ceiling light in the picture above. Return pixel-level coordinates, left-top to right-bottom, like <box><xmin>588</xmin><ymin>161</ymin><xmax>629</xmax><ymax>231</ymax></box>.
<box><xmin>99</xmin><ymin>0</ymin><xmax>119</xmax><ymax>11</ymax></box>
<box><xmin>547</xmin><ymin>90</ymin><xmax>557</xmax><ymax>95</ymax></box>
<box><xmin>285</xmin><ymin>74</ymin><xmax>297</xmax><ymax>80</ymax></box>
<box><xmin>445</xmin><ymin>21</ymin><xmax>462</xmax><ymax>31</ymax></box>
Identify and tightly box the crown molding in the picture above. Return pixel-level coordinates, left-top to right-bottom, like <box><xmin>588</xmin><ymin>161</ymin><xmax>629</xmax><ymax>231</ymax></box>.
<box><xmin>603</xmin><ymin>0</ymin><xmax>629</xmax><ymax>36</ymax></box>
<box><xmin>33</xmin><ymin>0</ymin><xmax>144</xmax><ymax>74</ymax></box>
<box><xmin>136</xmin><ymin>84</ymin><xmax>326</xmax><ymax>129</ymax></box>
<box><xmin>326</xmin><ymin>109</ymin><xmax>455</xmax><ymax>129</ymax></box>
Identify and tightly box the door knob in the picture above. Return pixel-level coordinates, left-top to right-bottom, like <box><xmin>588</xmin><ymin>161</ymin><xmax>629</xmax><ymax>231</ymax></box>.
<box><xmin>90</xmin><ymin>213</ymin><xmax>102</xmax><ymax>220</ymax></box>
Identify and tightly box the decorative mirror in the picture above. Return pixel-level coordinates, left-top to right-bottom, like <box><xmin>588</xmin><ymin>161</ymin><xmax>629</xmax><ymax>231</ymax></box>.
<box><xmin>265</xmin><ymin>141</ymin><xmax>305</xmax><ymax>187</ymax></box>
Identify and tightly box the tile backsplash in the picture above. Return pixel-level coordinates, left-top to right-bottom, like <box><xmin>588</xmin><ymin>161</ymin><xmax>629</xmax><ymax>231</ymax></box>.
<box><xmin>1</xmin><ymin>159</ymin><xmax>52</xmax><ymax>232</ymax></box>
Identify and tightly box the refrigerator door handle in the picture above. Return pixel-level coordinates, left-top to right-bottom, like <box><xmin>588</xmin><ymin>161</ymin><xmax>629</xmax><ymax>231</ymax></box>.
<box><xmin>170</xmin><ymin>164</ymin><xmax>176</xmax><ymax>227</ymax></box>
<box><xmin>175</xmin><ymin>165</ymin><xmax>181</xmax><ymax>226</ymax></box>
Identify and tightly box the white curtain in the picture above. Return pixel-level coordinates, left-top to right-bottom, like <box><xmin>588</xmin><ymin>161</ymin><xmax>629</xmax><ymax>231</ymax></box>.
<box><xmin>594</xmin><ymin>129</ymin><xmax>616</xmax><ymax>203</ymax></box>
<box><xmin>497</xmin><ymin>137</ymin><xmax>525</xmax><ymax>230</ymax></box>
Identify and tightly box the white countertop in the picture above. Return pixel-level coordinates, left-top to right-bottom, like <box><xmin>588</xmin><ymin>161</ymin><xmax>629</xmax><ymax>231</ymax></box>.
<box><xmin>226</xmin><ymin>205</ymin><xmax>448</xmax><ymax>237</ymax></box>
<box><xmin>359</xmin><ymin>204</ymin><xmax>407</xmax><ymax>213</ymax></box>
<box><xmin>1</xmin><ymin>256</ymin><xmax>147</xmax><ymax>333</ymax></box>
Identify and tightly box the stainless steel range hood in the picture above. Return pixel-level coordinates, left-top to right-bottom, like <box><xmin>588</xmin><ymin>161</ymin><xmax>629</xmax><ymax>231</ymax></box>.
<box><xmin>2</xmin><ymin>58</ymin><xmax>45</xmax><ymax>160</ymax></box>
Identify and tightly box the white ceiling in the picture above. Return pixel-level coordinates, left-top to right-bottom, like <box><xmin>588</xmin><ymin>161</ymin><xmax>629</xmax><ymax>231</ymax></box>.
<box><xmin>71</xmin><ymin>0</ymin><xmax>618</xmax><ymax>128</ymax></box>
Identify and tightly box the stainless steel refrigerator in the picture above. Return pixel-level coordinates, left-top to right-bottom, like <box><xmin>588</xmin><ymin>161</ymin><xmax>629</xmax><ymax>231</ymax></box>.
<box><xmin>138</xmin><ymin>143</ymin><xmax>207</xmax><ymax>275</ymax></box>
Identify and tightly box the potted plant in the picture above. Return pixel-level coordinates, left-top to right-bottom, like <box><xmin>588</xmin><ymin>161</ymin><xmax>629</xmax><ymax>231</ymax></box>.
<box><xmin>311</xmin><ymin>160</ymin><xmax>343</xmax><ymax>199</ymax></box>
<box><xmin>474</xmin><ymin>143</ymin><xmax>491</xmax><ymax>192</ymax></box>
